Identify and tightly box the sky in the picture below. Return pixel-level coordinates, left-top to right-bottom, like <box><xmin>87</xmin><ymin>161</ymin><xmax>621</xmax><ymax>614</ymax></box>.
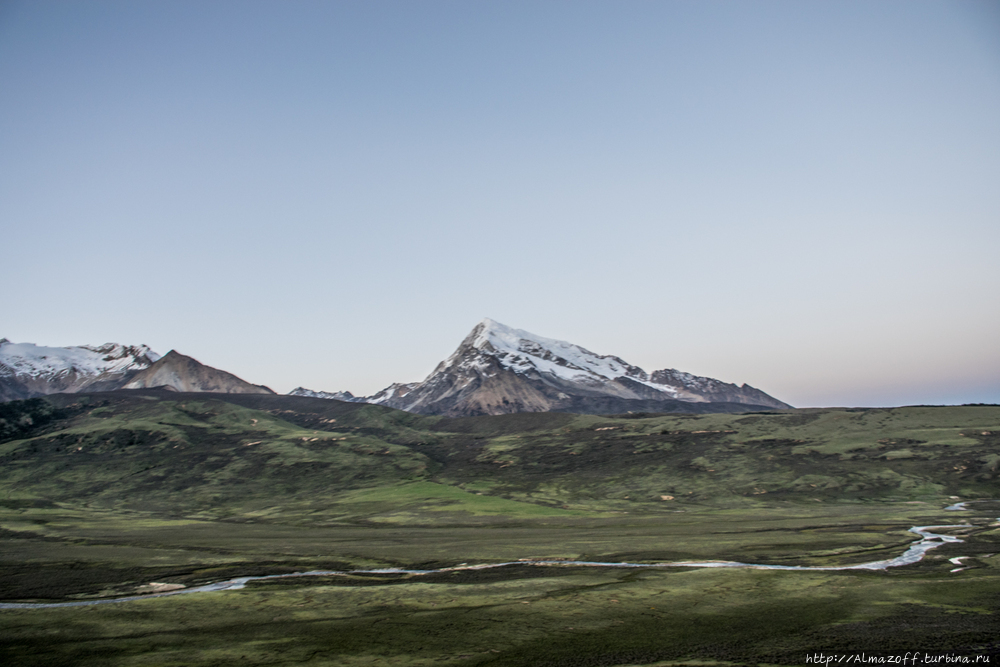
<box><xmin>1</xmin><ymin>0</ymin><xmax>998</xmax><ymax>408</ymax></box>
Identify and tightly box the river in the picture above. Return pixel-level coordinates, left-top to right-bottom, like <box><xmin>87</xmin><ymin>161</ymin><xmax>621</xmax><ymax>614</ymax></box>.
<box><xmin>0</xmin><ymin>522</ymin><xmax>981</xmax><ymax>610</ymax></box>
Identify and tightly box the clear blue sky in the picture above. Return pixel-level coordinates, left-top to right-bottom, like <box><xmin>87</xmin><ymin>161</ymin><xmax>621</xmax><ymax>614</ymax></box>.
<box><xmin>2</xmin><ymin>0</ymin><xmax>998</xmax><ymax>407</ymax></box>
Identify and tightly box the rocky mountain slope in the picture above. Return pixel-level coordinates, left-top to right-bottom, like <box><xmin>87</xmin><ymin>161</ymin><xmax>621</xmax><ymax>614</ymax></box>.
<box><xmin>325</xmin><ymin>319</ymin><xmax>791</xmax><ymax>417</ymax></box>
<box><xmin>0</xmin><ymin>339</ymin><xmax>271</xmax><ymax>399</ymax></box>
<box><xmin>122</xmin><ymin>350</ymin><xmax>274</xmax><ymax>394</ymax></box>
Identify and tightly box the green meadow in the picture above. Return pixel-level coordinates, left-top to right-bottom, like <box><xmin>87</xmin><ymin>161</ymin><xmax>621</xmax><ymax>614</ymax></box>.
<box><xmin>0</xmin><ymin>393</ymin><xmax>998</xmax><ymax>665</ymax></box>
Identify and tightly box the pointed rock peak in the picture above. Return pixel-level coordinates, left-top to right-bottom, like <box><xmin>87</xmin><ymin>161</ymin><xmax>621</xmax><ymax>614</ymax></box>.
<box><xmin>140</xmin><ymin>349</ymin><xmax>186</xmax><ymax>365</ymax></box>
<box><xmin>474</xmin><ymin>318</ymin><xmax>541</xmax><ymax>338</ymax></box>
<box><xmin>0</xmin><ymin>338</ymin><xmax>9</xmax><ymax>346</ymax></box>
<box><xmin>138</xmin><ymin>350</ymin><xmax>195</xmax><ymax>372</ymax></box>
<box><xmin>435</xmin><ymin>319</ymin><xmax>644</xmax><ymax>389</ymax></box>
<box><xmin>467</xmin><ymin>318</ymin><xmax>515</xmax><ymax>345</ymax></box>
<box><xmin>475</xmin><ymin>317</ymin><xmax>512</xmax><ymax>333</ymax></box>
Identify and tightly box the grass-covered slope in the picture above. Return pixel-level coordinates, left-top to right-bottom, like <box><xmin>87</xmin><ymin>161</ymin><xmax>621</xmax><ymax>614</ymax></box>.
<box><xmin>423</xmin><ymin>406</ymin><xmax>1000</xmax><ymax>510</ymax></box>
<box><xmin>0</xmin><ymin>393</ymin><xmax>438</xmax><ymax>520</ymax></box>
<box><xmin>0</xmin><ymin>392</ymin><xmax>997</xmax><ymax>521</ymax></box>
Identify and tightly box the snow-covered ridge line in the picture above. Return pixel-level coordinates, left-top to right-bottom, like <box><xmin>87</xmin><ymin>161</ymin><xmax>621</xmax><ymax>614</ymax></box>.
<box><xmin>288</xmin><ymin>387</ymin><xmax>362</xmax><ymax>402</ymax></box>
<box><xmin>0</xmin><ymin>340</ymin><xmax>160</xmax><ymax>379</ymax></box>
<box><xmin>461</xmin><ymin>318</ymin><xmax>654</xmax><ymax>386</ymax></box>
<box><xmin>1</xmin><ymin>341</ymin><xmax>274</xmax><ymax>399</ymax></box>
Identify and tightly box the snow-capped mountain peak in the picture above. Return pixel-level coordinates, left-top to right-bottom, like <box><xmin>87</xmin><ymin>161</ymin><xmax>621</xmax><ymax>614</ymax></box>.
<box><xmin>364</xmin><ymin>319</ymin><xmax>792</xmax><ymax>416</ymax></box>
<box><xmin>438</xmin><ymin>318</ymin><xmax>659</xmax><ymax>393</ymax></box>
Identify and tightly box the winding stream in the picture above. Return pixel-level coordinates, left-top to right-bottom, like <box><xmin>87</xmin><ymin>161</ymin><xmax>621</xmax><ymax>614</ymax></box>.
<box><xmin>0</xmin><ymin>523</ymin><xmax>980</xmax><ymax>610</ymax></box>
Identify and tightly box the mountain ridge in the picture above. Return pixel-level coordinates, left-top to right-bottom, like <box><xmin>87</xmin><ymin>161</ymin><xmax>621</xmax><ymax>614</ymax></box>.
<box><xmin>0</xmin><ymin>340</ymin><xmax>271</xmax><ymax>399</ymax></box>
<box><xmin>0</xmin><ymin>340</ymin><xmax>160</xmax><ymax>401</ymax></box>
<box><xmin>310</xmin><ymin>319</ymin><xmax>791</xmax><ymax>417</ymax></box>
<box><xmin>3</xmin><ymin>320</ymin><xmax>789</xmax><ymax>415</ymax></box>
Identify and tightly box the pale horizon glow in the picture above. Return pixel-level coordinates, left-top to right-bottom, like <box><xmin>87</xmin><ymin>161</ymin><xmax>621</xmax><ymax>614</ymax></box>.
<box><xmin>1</xmin><ymin>1</ymin><xmax>998</xmax><ymax>408</ymax></box>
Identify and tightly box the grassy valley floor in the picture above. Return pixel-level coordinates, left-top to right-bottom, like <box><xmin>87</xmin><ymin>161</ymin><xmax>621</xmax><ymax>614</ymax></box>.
<box><xmin>0</xmin><ymin>395</ymin><xmax>998</xmax><ymax>664</ymax></box>
<box><xmin>1</xmin><ymin>500</ymin><xmax>999</xmax><ymax>666</ymax></box>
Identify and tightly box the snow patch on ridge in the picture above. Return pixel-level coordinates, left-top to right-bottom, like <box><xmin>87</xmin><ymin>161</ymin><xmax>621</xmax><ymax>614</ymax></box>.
<box><xmin>367</xmin><ymin>382</ymin><xmax>419</xmax><ymax>405</ymax></box>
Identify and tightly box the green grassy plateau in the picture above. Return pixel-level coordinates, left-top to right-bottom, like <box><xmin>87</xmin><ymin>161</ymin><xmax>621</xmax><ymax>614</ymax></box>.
<box><xmin>0</xmin><ymin>391</ymin><xmax>998</xmax><ymax>665</ymax></box>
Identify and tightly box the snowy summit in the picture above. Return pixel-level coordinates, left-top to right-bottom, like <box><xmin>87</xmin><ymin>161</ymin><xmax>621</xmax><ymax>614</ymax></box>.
<box><xmin>360</xmin><ymin>318</ymin><xmax>792</xmax><ymax>417</ymax></box>
<box><xmin>439</xmin><ymin>318</ymin><xmax>677</xmax><ymax>396</ymax></box>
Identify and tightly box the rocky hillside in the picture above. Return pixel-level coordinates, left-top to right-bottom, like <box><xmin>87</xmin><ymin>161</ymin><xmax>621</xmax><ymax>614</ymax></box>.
<box><xmin>122</xmin><ymin>351</ymin><xmax>274</xmax><ymax>394</ymax></box>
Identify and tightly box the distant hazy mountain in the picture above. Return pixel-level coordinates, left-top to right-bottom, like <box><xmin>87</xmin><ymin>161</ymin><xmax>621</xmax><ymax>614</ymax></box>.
<box><xmin>288</xmin><ymin>387</ymin><xmax>363</xmax><ymax>402</ymax></box>
<box><xmin>0</xmin><ymin>339</ymin><xmax>271</xmax><ymax>399</ymax></box>
<box><xmin>357</xmin><ymin>319</ymin><xmax>791</xmax><ymax>417</ymax></box>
